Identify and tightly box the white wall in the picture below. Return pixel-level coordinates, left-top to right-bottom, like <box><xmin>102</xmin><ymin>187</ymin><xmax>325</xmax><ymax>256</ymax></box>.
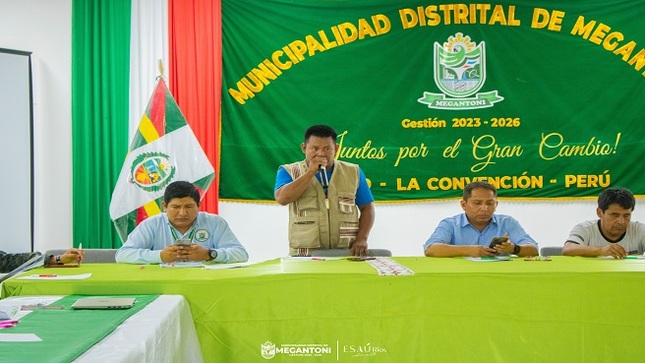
<box><xmin>0</xmin><ymin>0</ymin><xmax>72</xmax><ymax>254</ymax></box>
<box><xmin>221</xmin><ymin>198</ymin><xmax>645</xmax><ymax>262</ymax></box>
<box><xmin>2</xmin><ymin>1</ymin><xmax>643</xmax><ymax>261</ymax></box>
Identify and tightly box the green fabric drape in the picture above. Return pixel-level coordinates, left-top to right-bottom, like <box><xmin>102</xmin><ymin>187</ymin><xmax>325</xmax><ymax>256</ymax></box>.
<box><xmin>220</xmin><ymin>0</ymin><xmax>645</xmax><ymax>201</ymax></box>
<box><xmin>0</xmin><ymin>295</ymin><xmax>158</xmax><ymax>362</ymax></box>
<box><xmin>72</xmin><ymin>0</ymin><xmax>131</xmax><ymax>248</ymax></box>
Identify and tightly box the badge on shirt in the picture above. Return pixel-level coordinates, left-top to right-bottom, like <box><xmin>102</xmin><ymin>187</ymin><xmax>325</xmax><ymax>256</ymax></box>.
<box><xmin>195</xmin><ymin>229</ymin><xmax>210</xmax><ymax>242</ymax></box>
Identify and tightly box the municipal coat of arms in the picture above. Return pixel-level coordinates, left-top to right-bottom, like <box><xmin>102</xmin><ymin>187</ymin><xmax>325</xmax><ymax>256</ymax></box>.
<box><xmin>418</xmin><ymin>32</ymin><xmax>504</xmax><ymax>110</ymax></box>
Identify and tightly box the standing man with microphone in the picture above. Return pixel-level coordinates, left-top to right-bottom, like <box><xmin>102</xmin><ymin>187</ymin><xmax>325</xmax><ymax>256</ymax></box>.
<box><xmin>274</xmin><ymin>125</ymin><xmax>375</xmax><ymax>257</ymax></box>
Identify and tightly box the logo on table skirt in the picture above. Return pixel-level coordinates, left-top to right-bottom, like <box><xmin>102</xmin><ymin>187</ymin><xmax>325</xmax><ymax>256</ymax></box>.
<box><xmin>260</xmin><ymin>340</ymin><xmax>387</xmax><ymax>360</ymax></box>
<box><xmin>261</xmin><ymin>341</ymin><xmax>276</xmax><ymax>359</ymax></box>
<box><xmin>129</xmin><ymin>152</ymin><xmax>176</xmax><ymax>192</ymax></box>
<box><xmin>260</xmin><ymin>341</ymin><xmax>332</xmax><ymax>359</ymax></box>
<box><xmin>342</xmin><ymin>342</ymin><xmax>388</xmax><ymax>358</ymax></box>
<box><xmin>418</xmin><ymin>32</ymin><xmax>504</xmax><ymax>110</ymax></box>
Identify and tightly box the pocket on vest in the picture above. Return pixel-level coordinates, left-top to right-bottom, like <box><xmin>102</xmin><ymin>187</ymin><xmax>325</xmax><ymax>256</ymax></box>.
<box><xmin>338</xmin><ymin>221</ymin><xmax>359</xmax><ymax>248</ymax></box>
<box><xmin>295</xmin><ymin>196</ymin><xmax>319</xmax><ymax>216</ymax></box>
<box><xmin>337</xmin><ymin>194</ymin><xmax>356</xmax><ymax>214</ymax></box>
<box><xmin>290</xmin><ymin>220</ymin><xmax>321</xmax><ymax>248</ymax></box>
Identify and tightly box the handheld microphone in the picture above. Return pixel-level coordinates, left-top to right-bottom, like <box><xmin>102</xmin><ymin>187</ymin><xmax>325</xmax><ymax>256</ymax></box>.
<box><xmin>319</xmin><ymin>165</ymin><xmax>329</xmax><ymax>188</ymax></box>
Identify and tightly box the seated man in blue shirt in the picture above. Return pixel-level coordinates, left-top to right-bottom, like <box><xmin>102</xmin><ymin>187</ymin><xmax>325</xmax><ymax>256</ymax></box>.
<box><xmin>116</xmin><ymin>181</ymin><xmax>249</xmax><ymax>264</ymax></box>
<box><xmin>424</xmin><ymin>181</ymin><xmax>538</xmax><ymax>257</ymax></box>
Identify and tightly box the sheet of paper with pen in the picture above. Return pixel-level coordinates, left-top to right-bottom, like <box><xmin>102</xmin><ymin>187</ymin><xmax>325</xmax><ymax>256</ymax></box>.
<box><xmin>203</xmin><ymin>262</ymin><xmax>252</xmax><ymax>270</ymax></box>
<box><xmin>464</xmin><ymin>256</ymin><xmax>511</xmax><ymax>262</ymax></box>
<box><xmin>0</xmin><ymin>296</ymin><xmax>63</xmax><ymax>341</ymax></box>
<box><xmin>281</xmin><ymin>256</ymin><xmax>344</xmax><ymax>261</ymax></box>
<box><xmin>17</xmin><ymin>273</ymin><xmax>92</xmax><ymax>280</ymax></box>
<box><xmin>160</xmin><ymin>262</ymin><xmax>253</xmax><ymax>269</ymax></box>
<box><xmin>159</xmin><ymin>261</ymin><xmax>205</xmax><ymax>268</ymax></box>
<box><xmin>0</xmin><ymin>296</ymin><xmax>64</xmax><ymax>319</ymax></box>
<box><xmin>596</xmin><ymin>255</ymin><xmax>645</xmax><ymax>260</ymax></box>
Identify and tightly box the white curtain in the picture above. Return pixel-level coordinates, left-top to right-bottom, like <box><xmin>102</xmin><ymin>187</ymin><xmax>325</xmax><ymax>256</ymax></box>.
<box><xmin>128</xmin><ymin>0</ymin><xmax>169</xmax><ymax>141</ymax></box>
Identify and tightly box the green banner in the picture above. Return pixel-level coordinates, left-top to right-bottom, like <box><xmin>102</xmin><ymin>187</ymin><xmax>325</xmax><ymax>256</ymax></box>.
<box><xmin>221</xmin><ymin>0</ymin><xmax>645</xmax><ymax>201</ymax></box>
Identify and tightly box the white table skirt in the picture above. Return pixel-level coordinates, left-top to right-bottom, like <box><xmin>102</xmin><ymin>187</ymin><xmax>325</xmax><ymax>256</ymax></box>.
<box><xmin>74</xmin><ymin>294</ymin><xmax>203</xmax><ymax>363</ymax></box>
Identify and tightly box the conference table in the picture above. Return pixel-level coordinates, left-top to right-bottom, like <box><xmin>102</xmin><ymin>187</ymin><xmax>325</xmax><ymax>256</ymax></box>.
<box><xmin>2</xmin><ymin>256</ymin><xmax>645</xmax><ymax>362</ymax></box>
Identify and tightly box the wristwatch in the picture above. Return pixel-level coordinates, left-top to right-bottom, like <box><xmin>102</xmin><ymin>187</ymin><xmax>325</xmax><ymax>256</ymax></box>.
<box><xmin>513</xmin><ymin>244</ymin><xmax>521</xmax><ymax>255</ymax></box>
<box><xmin>209</xmin><ymin>249</ymin><xmax>218</xmax><ymax>261</ymax></box>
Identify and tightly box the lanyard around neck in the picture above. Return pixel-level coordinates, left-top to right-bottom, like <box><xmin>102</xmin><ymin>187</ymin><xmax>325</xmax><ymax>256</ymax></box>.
<box><xmin>169</xmin><ymin>224</ymin><xmax>196</xmax><ymax>242</ymax></box>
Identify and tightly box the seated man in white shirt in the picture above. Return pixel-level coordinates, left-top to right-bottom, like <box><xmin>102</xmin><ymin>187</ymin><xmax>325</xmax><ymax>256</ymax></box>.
<box><xmin>563</xmin><ymin>187</ymin><xmax>645</xmax><ymax>259</ymax></box>
<box><xmin>116</xmin><ymin>181</ymin><xmax>249</xmax><ymax>264</ymax></box>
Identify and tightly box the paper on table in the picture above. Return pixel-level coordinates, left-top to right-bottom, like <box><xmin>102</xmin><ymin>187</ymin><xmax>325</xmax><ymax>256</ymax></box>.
<box><xmin>203</xmin><ymin>262</ymin><xmax>251</xmax><ymax>270</ymax></box>
<box><xmin>596</xmin><ymin>255</ymin><xmax>645</xmax><ymax>260</ymax></box>
<box><xmin>0</xmin><ymin>333</ymin><xmax>42</xmax><ymax>342</ymax></box>
<box><xmin>366</xmin><ymin>258</ymin><xmax>414</xmax><ymax>276</ymax></box>
<box><xmin>0</xmin><ymin>296</ymin><xmax>63</xmax><ymax>307</ymax></box>
<box><xmin>280</xmin><ymin>256</ymin><xmax>344</xmax><ymax>261</ymax></box>
<box><xmin>159</xmin><ymin>261</ymin><xmax>204</xmax><ymax>268</ymax></box>
<box><xmin>17</xmin><ymin>273</ymin><xmax>92</xmax><ymax>280</ymax></box>
<box><xmin>0</xmin><ymin>296</ymin><xmax>64</xmax><ymax>320</ymax></box>
<box><xmin>1</xmin><ymin>297</ymin><xmax>63</xmax><ymax>316</ymax></box>
<box><xmin>464</xmin><ymin>256</ymin><xmax>511</xmax><ymax>262</ymax></box>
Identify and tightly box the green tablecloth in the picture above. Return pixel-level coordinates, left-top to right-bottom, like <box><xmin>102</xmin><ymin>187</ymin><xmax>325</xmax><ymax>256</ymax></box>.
<box><xmin>3</xmin><ymin>257</ymin><xmax>645</xmax><ymax>362</ymax></box>
<box><xmin>0</xmin><ymin>294</ymin><xmax>157</xmax><ymax>363</ymax></box>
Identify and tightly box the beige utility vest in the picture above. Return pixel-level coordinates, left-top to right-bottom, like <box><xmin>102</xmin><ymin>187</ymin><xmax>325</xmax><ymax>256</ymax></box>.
<box><xmin>283</xmin><ymin>160</ymin><xmax>360</xmax><ymax>252</ymax></box>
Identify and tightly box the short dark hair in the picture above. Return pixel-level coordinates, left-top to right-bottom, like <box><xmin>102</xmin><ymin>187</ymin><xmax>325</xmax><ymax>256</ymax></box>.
<box><xmin>463</xmin><ymin>181</ymin><xmax>497</xmax><ymax>200</ymax></box>
<box><xmin>304</xmin><ymin>125</ymin><xmax>337</xmax><ymax>143</ymax></box>
<box><xmin>598</xmin><ymin>187</ymin><xmax>635</xmax><ymax>211</ymax></box>
<box><xmin>163</xmin><ymin>181</ymin><xmax>200</xmax><ymax>205</ymax></box>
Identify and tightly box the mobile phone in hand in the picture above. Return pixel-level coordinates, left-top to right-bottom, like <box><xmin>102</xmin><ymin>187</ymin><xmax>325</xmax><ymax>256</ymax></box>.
<box><xmin>489</xmin><ymin>236</ymin><xmax>508</xmax><ymax>248</ymax></box>
<box><xmin>175</xmin><ymin>239</ymin><xmax>192</xmax><ymax>246</ymax></box>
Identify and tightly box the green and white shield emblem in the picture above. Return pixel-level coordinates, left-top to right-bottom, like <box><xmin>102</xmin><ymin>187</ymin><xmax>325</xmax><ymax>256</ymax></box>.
<box><xmin>434</xmin><ymin>33</ymin><xmax>485</xmax><ymax>98</ymax></box>
<box><xmin>418</xmin><ymin>32</ymin><xmax>504</xmax><ymax>110</ymax></box>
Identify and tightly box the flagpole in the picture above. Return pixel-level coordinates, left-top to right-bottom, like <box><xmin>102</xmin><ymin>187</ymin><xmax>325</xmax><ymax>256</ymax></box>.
<box><xmin>157</xmin><ymin>59</ymin><xmax>164</xmax><ymax>80</ymax></box>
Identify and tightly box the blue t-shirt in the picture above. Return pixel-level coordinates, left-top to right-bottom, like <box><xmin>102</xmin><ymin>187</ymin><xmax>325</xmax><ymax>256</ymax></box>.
<box><xmin>423</xmin><ymin>213</ymin><xmax>538</xmax><ymax>251</ymax></box>
<box><xmin>274</xmin><ymin>165</ymin><xmax>374</xmax><ymax>207</ymax></box>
